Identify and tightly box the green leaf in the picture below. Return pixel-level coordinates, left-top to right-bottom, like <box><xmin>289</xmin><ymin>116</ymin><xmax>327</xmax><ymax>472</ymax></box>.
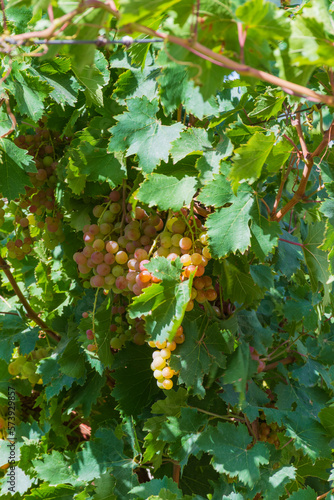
<box><xmin>206</xmin><ymin>184</ymin><xmax>254</xmax><ymax>258</ymax></box>
<box><xmin>230</xmin><ymin>133</ymin><xmax>276</xmax><ymax>191</ymax></box>
<box><xmin>29</xmin><ymin>59</ymin><xmax>79</xmax><ymax>107</ymax></box>
<box><xmin>11</xmin><ymin>65</ymin><xmax>53</xmax><ymax>120</ymax></box>
<box><xmin>170</xmin><ymin>128</ymin><xmax>212</xmax><ymax>163</ymax></box>
<box><xmin>288</xmin><ymin>487</ymin><xmax>317</xmax><ymax>500</ymax></box>
<box><xmin>250</xmin><ymin>265</ymin><xmax>274</xmax><ymax>290</ymax></box>
<box><xmin>219</xmin><ymin>255</ymin><xmax>263</xmax><ymax>306</ymax></box>
<box><xmin>108</xmin><ymin>97</ymin><xmax>183</xmax><ymax>173</ymax></box>
<box><xmin>24</xmin><ymin>483</ymin><xmax>76</xmax><ymax>500</ymax></box>
<box><xmin>136</xmin><ymin>173</ymin><xmax>198</xmax><ymax>211</ymax></box>
<box><xmin>72</xmin><ymin>52</ymin><xmax>109</xmax><ymax>107</ymax></box>
<box><xmin>113</xmin><ymin>65</ymin><xmax>159</xmax><ymax>104</ymax></box>
<box><xmin>158</xmin><ymin>64</ymin><xmax>219</xmax><ymax>118</ymax></box>
<box><xmin>170</xmin><ymin>319</ymin><xmax>226</xmax><ymax>398</ymax></box>
<box><xmin>0</xmin><ymin>466</ymin><xmax>32</xmax><ymax>495</ymax></box>
<box><xmin>93</xmin><ymin>473</ymin><xmax>117</xmax><ymax>500</ymax></box>
<box><xmin>130</xmin><ymin>476</ymin><xmax>183</xmax><ymax>499</ymax></box>
<box><xmin>33</xmin><ymin>451</ymin><xmax>81</xmax><ymax>486</ymax></box>
<box><xmin>0</xmin><ymin>138</ymin><xmax>36</xmax><ymax>201</ymax></box>
<box><xmin>58</xmin><ymin>339</ymin><xmax>86</xmax><ymax>379</ymax></box>
<box><xmin>248</xmin><ymin>465</ymin><xmax>296</xmax><ymax>500</ymax></box>
<box><xmin>129</xmin><ymin>257</ymin><xmax>193</xmax><ymax>343</ymax></box>
<box><xmin>74</xmin><ymin>428</ymin><xmax>133</xmax><ymax>482</ymax></box>
<box><xmin>198</xmin><ymin>172</ymin><xmax>233</xmax><ymax>208</ymax></box>
<box><xmin>302</xmin><ymin>222</ymin><xmax>330</xmax><ymax>298</ymax></box>
<box><xmin>275</xmin><ymin>230</ymin><xmax>304</xmax><ymax>279</ymax></box>
<box><xmin>197</xmin><ymin>422</ymin><xmax>270</xmax><ymax>487</ymax></box>
<box><xmin>319</xmin><ymin>406</ymin><xmax>334</xmax><ymax>437</ymax></box>
<box><xmin>250</xmin><ymin>200</ymin><xmax>281</xmax><ymax>261</ymax></box>
<box><xmin>222</xmin><ymin>342</ymin><xmax>258</xmax><ymax>402</ymax></box>
<box><xmin>111</xmin><ymin>342</ymin><xmax>159</xmax><ymax>416</ymax></box>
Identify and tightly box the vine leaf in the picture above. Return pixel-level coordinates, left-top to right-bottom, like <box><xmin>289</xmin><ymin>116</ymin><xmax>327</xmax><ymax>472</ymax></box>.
<box><xmin>230</xmin><ymin>133</ymin><xmax>276</xmax><ymax>191</ymax></box>
<box><xmin>136</xmin><ymin>173</ymin><xmax>198</xmax><ymax>211</ymax></box>
<box><xmin>0</xmin><ymin>139</ymin><xmax>36</xmax><ymax>201</ymax></box>
<box><xmin>197</xmin><ymin>422</ymin><xmax>270</xmax><ymax>487</ymax></box>
<box><xmin>205</xmin><ymin>184</ymin><xmax>254</xmax><ymax>258</ymax></box>
<box><xmin>108</xmin><ymin>97</ymin><xmax>184</xmax><ymax>173</ymax></box>
<box><xmin>128</xmin><ymin>257</ymin><xmax>193</xmax><ymax>343</ymax></box>
<box><xmin>302</xmin><ymin>222</ymin><xmax>330</xmax><ymax>303</ymax></box>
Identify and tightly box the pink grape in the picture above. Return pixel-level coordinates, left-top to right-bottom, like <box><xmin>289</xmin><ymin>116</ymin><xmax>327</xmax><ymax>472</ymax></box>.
<box><xmin>91</xmin><ymin>251</ymin><xmax>104</xmax><ymax>264</ymax></box>
<box><xmin>73</xmin><ymin>252</ymin><xmax>86</xmax><ymax>265</ymax></box>
<box><xmin>83</xmin><ymin>232</ymin><xmax>95</xmax><ymax>244</ymax></box>
<box><xmin>126</xmin><ymin>242</ymin><xmax>136</xmax><ymax>254</ymax></box>
<box><xmin>86</xmin><ymin>258</ymin><xmax>95</xmax><ymax>268</ymax></box>
<box><xmin>86</xmin><ymin>329</ymin><xmax>94</xmax><ymax>340</ymax></box>
<box><xmin>140</xmin><ymin>235</ymin><xmax>151</xmax><ymax>246</ymax></box>
<box><xmin>144</xmin><ymin>225</ymin><xmax>156</xmax><ymax>237</ymax></box>
<box><xmin>134</xmin><ymin>248</ymin><xmax>148</xmax><ymax>261</ymax></box>
<box><xmin>104</xmin><ymin>253</ymin><xmax>115</xmax><ymax>265</ymax></box>
<box><xmin>89</xmin><ymin>224</ymin><xmax>99</xmax><ymax>235</ymax></box>
<box><xmin>78</xmin><ymin>264</ymin><xmax>91</xmax><ymax>274</ymax></box>
<box><xmin>106</xmin><ymin>241</ymin><xmax>119</xmax><ymax>253</ymax></box>
<box><xmin>179</xmin><ymin>237</ymin><xmax>192</xmax><ymax>250</ymax></box>
<box><xmin>127</xmin><ymin>258</ymin><xmax>139</xmax><ymax>271</ymax></box>
<box><xmin>82</xmin><ymin>312</ymin><xmax>89</xmax><ymax>318</ymax></box>
<box><xmin>116</xmin><ymin>276</ymin><xmax>128</xmax><ymax>290</ymax></box>
<box><xmin>96</xmin><ymin>263</ymin><xmax>111</xmax><ymax>276</ymax></box>
<box><xmin>139</xmin><ymin>259</ymin><xmax>149</xmax><ymax>271</ymax></box>
<box><xmin>83</xmin><ymin>246</ymin><xmax>94</xmax><ymax>258</ymax></box>
<box><xmin>19</xmin><ymin>217</ymin><xmax>29</xmax><ymax>227</ymax></box>
<box><xmin>109</xmin><ymin>190</ymin><xmax>120</xmax><ymax>201</ymax></box>
<box><xmin>90</xmin><ymin>275</ymin><xmax>105</xmax><ymax>288</ymax></box>
<box><xmin>125</xmin><ymin>228</ymin><xmax>141</xmax><ymax>241</ymax></box>
<box><xmin>126</xmin><ymin>271</ymin><xmax>137</xmax><ymax>283</ymax></box>
<box><xmin>132</xmin><ymin>284</ymin><xmax>142</xmax><ymax>295</ymax></box>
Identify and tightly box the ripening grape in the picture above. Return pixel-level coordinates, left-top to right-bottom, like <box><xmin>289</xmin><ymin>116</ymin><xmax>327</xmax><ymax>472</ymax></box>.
<box><xmin>152</xmin><ymin>356</ymin><xmax>166</xmax><ymax>370</ymax></box>
<box><xmin>109</xmin><ymin>190</ymin><xmax>121</xmax><ymax>202</ymax></box>
<box><xmin>160</xmin><ymin>233</ymin><xmax>172</xmax><ymax>248</ymax></box>
<box><xmin>106</xmin><ymin>240</ymin><xmax>119</xmax><ymax>254</ymax></box>
<box><xmin>112</xmin><ymin>265</ymin><xmax>124</xmax><ymax>277</ymax></box>
<box><xmin>105</xmin><ymin>274</ymin><xmax>116</xmax><ymax>286</ymax></box>
<box><xmin>115</xmin><ymin>276</ymin><xmax>128</xmax><ymax>290</ymax></box>
<box><xmin>89</xmin><ymin>224</ymin><xmax>100</xmax><ymax>235</ymax></box>
<box><xmin>175</xmin><ymin>333</ymin><xmax>185</xmax><ymax>344</ymax></box>
<box><xmin>96</xmin><ymin>263</ymin><xmax>111</xmax><ymax>276</ymax></box>
<box><xmin>110</xmin><ymin>203</ymin><xmax>121</xmax><ymax>214</ymax></box>
<box><xmin>172</xmin><ymin>220</ymin><xmax>186</xmax><ymax>234</ymax></box>
<box><xmin>153</xmin><ymin>369</ymin><xmax>164</xmax><ymax>380</ymax></box>
<box><xmin>162</xmin><ymin>379</ymin><xmax>173</xmax><ymax>390</ymax></box>
<box><xmin>162</xmin><ymin>367</ymin><xmax>174</xmax><ymax>379</ymax></box>
<box><xmin>86</xmin><ymin>329</ymin><xmax>94</xmax><ymax>340</ymax></box>
<box><xmin>93</xmin><ymin>205</ymin><xmax>104</xmax><ymax>217</ymax></box>
<box><xmin>110</xmin><ymin>337</ymin><xmax>123</xmax><ymax>349</ymax></box>
<box><xmin>179</xmin><ymin>237</ymin><xmax>192</xmax><ymax>251</ymax></box>
<box><xmin>115</xmin><ymin>251</ymin><xmax>128</xmax><ymax>265</ymax></box>
<box><xmin>91</xmin><ymin>251</ymin><xmax>104</xmax><ymax>265</ymax></box>
<box><xmin>90</xmin><ymin>275</ymin><xmax>105</xmax><ymax>288</ymax></box>
<box><xmin>104</xmin><ymin>253</ymin><xmax>115</xmax><ymax>265</ymax></box>
<box><xmin>160</xmin><ymin>348</ymin><xmax>171</xmax><ymax>359</ymax></box>
<box><xmin>93</xmin><ymin>239</ymin><xmax>105</xmax><ymax>251</ymax></box>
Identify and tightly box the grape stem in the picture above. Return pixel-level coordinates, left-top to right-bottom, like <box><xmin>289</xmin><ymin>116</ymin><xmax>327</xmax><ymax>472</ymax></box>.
<box><xmin>0</xmin><ymin>256</ymin><xmax>60</xmax><ymax>342</ymax></box>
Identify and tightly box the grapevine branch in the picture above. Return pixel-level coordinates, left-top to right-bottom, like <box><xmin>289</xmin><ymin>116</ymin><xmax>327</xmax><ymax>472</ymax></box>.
<box><xmin>1</xmin><ymin>0</ymin><xmax>334</xmax><ymax>106</ymax></box>
<box><xmin>271</xmin><ymin>119</ymin><xmax>334</xmax><ymax>222</ymax></box>
<box><xmin>0</xmin><ymin>256</ymin><xmax>60</xmax><ymax>342</ymax></box>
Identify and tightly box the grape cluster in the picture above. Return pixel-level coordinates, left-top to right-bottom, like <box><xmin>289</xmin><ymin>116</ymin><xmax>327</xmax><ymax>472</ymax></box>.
<box><xmin>258</xmin><ymin>421</ymin><xmax>280</xmax><ymax>448</ymax></box>
<box><xmin>148</xmin><ymin>325</ymin><xmax>185</xmax><ymax>390</ymax></box>
<box><xmin>3</xmin><ymin>122</ymin><xmax>66</xmax><ymax>259</ymax></box>
<box><xmin>8</xmin><ymin>348</ymin><xmax>48</xmax><ymax>385</ymax></box>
